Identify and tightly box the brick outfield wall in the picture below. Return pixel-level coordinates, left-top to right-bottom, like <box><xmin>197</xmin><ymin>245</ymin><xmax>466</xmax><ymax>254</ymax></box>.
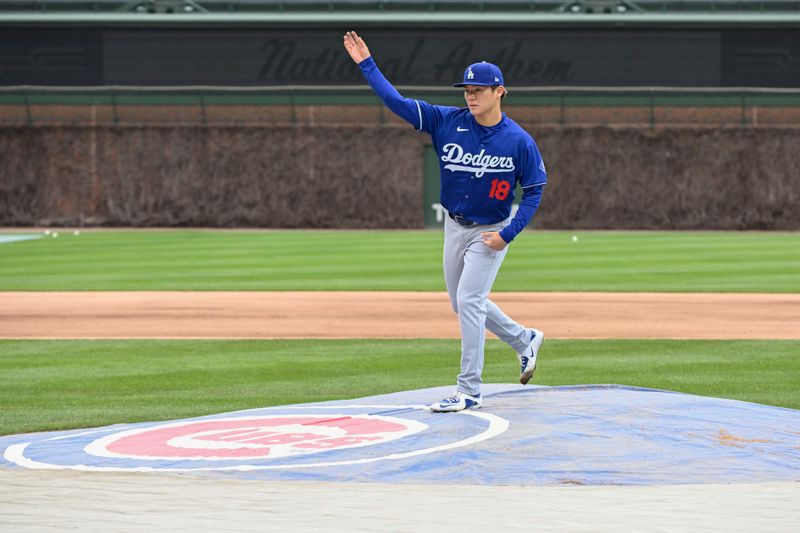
<box><xmin>1</xmin><ymin>124</ymin><xmax>799</xmax><ymax>230</ymax></box>
<box><xmin>6</xmin><ymin>104</ymin><xmax>800</xmax><ymax>129</ymax></box>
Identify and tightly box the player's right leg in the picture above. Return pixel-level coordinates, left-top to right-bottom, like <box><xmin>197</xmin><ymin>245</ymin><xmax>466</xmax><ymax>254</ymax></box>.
<box><xmin>442</xmin><ymin>216</ymin><xmax>465</xmax><ymax>316</ymax></box>
<box><xmin>452</xmin><ymin>231</ymin><xmax>507</xmax><ymax>396</ymax></box>
<box><xmin>430</xmin><ymin>390</ymin><xmax>483</xmax><ymax>412</ymax></box>
<box><xmin>435</xmin><ymin>216</ymin><xmax>497</xmax><ymax>411</ymax></box>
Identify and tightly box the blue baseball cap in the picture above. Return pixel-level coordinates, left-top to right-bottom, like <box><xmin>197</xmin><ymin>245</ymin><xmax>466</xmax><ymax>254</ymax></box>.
<box><xmin>454</xmin><ymin>61</ymin><xmax>505</xmax><ymax>87</ymax></box>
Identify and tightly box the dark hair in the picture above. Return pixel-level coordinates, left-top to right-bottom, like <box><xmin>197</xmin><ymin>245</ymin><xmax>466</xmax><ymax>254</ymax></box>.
<box><xmin>492</xmin><ymin>85</ymin><xmax>507</xmax><ymax>100</ymax></box>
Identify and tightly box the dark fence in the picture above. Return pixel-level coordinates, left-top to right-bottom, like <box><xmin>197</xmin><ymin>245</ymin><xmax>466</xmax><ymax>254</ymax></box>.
<box><xmin>4</xmin><ymin>26</ymin><xmax>800</xmax><ymax>88</ymax></box>
<box><xmin>4</xmin><ymin>87</ymin><xmax>800</xmax><ymax>128</ymax></box>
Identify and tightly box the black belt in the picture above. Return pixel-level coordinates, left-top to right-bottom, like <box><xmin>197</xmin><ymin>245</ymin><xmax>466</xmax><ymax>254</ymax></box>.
<box><xmin>448</xmin><ymin>212</ymin><xmax>478</xmax><ymax>227</ymax></box>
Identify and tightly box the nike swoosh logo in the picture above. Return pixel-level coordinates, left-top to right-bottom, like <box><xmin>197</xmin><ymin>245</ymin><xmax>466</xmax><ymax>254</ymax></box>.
<box><xmin>457</xmin><ymin>127</ymin><xmax>469</xmax><ymax>132</ymax></box>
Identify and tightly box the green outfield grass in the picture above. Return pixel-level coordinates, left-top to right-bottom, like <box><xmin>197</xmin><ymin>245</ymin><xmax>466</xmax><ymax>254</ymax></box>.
<box><xmin>1</xmin><ymin>339</ymin><xmax>798</xmax><ymax>436</ymax></box>
<box><xmin>1</xmin><ymin>229</ymin><xmax>798</xmax><ymax>292</ymax></box>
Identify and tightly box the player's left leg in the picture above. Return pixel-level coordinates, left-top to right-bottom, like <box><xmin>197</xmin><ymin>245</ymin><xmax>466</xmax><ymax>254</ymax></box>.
<box><xmin>485</xmin><ymin>300</ymin><xmax>528</xmax><ymax>353</ymax></box>
<box><xmin>484</xmin><ymin>299</ymin><xmax>544</xmax><ymax>384</ymax></box>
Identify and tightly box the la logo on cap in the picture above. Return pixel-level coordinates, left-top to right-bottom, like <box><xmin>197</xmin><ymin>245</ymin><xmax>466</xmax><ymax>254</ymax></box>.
<box><xmin>467</xmin><ymin>68</ymin><xmax>474</xmax><ymax>79</ymax></box>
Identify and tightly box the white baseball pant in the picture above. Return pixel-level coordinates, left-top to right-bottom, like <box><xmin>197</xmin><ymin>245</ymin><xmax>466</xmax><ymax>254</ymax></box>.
<box><xmin>443</xmin><ymin>213</ymin><xmax>531</xmax><ymax>396</ymax></box>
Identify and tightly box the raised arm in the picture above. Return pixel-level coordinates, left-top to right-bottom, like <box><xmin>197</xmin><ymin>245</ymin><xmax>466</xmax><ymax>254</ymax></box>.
<box><xmin>343</xmin><ymin>31</ymin><xmax>371</xmax><ymax>64</ymax></box>
<box><xmin>342</xmin><ymin>30</ymin><xmax>426</xmax><ymax>130</ymax></box>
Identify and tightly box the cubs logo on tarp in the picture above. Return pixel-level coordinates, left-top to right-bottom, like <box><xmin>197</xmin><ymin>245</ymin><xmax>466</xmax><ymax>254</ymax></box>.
<box><xmin>85</xmin><ymin>414</ymin><xmax>427</xmax><ymax>461</ymax></box>
<box><xmin>3</xmin><ymin>404</ymin><xmax>508</xmax><ymax>473</ymax></box>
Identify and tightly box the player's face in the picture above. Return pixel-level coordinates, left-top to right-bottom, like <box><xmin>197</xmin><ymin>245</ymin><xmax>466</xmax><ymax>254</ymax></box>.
<box><xmin>463</xmin><ymin>85</ymin><xmax>503</xmax><ymax>118</ymax></box>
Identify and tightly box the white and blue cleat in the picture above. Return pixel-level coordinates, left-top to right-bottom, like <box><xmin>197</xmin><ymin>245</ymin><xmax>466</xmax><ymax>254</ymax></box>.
<box><xmin>430</xmin><ymin>391</ymin><xmax>483</xmax><ymax>412</ymax></box>
<box><xmin>519</xmin><ymin>328</ymin><xmax>544</xmax><ymax>385</ymax></box>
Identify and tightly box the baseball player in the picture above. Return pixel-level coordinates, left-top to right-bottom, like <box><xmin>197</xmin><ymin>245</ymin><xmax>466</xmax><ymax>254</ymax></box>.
<box><xmin>343</xmin><ymin>31</ymin><xmax>546</xmax><ymax>412</ymax></box>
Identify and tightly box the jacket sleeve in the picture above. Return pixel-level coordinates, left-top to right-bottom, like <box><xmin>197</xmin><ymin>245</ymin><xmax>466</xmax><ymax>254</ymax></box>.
<box><xmin>499</xmin><ymin>185</ymin><xmax>544</xmax><ymax>243</ymax></box>
<box><xmin>358</xmin><ymin>56</ymin><xmax>426</xmax><ymax>131</ymax></box>
<box><xmin>499</xmin><ymin>138</ymin><xmax>548</xmax><ymax>243</ymax></box>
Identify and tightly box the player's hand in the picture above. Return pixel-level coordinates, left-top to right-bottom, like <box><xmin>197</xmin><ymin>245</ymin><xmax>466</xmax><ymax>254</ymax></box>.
<box><xmin>343</xmin><ymin>31</ymin><xmax>371</xmax><ymax>64</ymax></box>
<box><xmin>481</xmin><ymin>232</ymin><xmax>508</xmax><ymax>251</ymax></box>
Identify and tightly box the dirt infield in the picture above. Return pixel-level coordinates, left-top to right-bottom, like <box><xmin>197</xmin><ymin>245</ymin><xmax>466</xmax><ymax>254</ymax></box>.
<box><xmin>2</xmin><ymin>291</ymin><xmax>799</xmax><ymax>339</ymax></box>
<box><xmin>1</xmin><ymin>469</ymin><xmax>798</xmax><ymax>532</ymax></box>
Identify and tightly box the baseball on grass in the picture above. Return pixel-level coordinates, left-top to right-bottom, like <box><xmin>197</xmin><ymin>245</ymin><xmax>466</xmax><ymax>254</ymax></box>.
<box><xmin>52</xmin><ymin>232</ymin><xmax>59</xmax><ymax>238</ymax></box>
<box><xmin>572</xmin><ymin>235</ymin><xmax>578</xmax><ymax>242</ymax></box>
<box><xmin>73</xmin><ymin>230</ymin><xmax>80</xmax><ymax>236</ymax></box>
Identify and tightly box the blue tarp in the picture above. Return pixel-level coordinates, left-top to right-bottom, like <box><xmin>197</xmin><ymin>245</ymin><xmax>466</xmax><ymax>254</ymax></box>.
<box><xmin>2</xmin><ymin>384</ymin><xmax>799</xmax><ymax>486</ymax></box>
<box><xmin>0</xmin><ymin>234</ymin><xmax>42</xmax><ymax>244</ymax></box>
